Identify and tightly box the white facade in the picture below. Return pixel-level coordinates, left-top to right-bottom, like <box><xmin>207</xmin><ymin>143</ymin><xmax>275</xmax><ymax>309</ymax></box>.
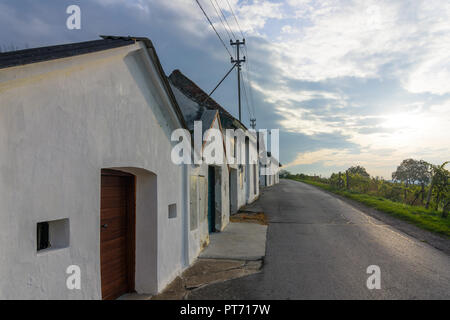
<box><xmin>0</xmin><ymin>39</ymin><xmax>190</xmax><ymax>298</ymax></box>
<box><xmin>168</xmin><ymin>70</ymin><xmax>259</xmax><ymax>216</ymax></box>
<box><xmin>168</xmin><ymin>72</ymin><xmax>261</xmax><ymax>263</ymax></box>
<box><xmin>186</xmin><ymin>113</ymin><xmax>230</xmax><ymax>262</ymax></box>
<box><xmin>261</xmin><ymin>157</ymin><xmax>280</xmax><ymax>187</ymax></box>
<box><xmin>228</xmin><ymin>132</ymin><xmax>260</xmax><ymax>213</ymax></box>
<box><xmin>259</xmin><ymin>139</ymin><xmax>280</xmax><ymax>187</ymax></box>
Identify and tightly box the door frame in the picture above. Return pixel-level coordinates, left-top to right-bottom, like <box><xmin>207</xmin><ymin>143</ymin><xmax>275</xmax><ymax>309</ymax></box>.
<box><xmin>207</xmin><ymin>166</ymin><xmax>216</xmax><ymax>233</ymax></box>
<box><xmin>100</xmin><ymin>169</ymin><xmax>136</xmax><ymax>299</ymax></box>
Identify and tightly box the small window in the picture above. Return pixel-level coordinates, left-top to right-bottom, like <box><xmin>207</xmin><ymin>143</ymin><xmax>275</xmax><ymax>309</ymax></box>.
<box><xmin>37</xmin><ymin>222</ymin><xmax>50</xmax><ymax>251</ymax></box>
<box><xmin>37</xmin><ymin>218</ymin><xmax>70</xmax><ymax>252</ymax></box>
<box><xmin>168</xmin><ymin>203</ymin><xmax>177</xmax><ymax>219</ymax></box>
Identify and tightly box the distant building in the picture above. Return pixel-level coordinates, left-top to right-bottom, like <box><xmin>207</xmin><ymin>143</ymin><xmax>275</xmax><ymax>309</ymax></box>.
<box><xmin>169</xmin><ymin>79</ymin><xmax>230</xmax><ymax>262</ymax></box>
<box><xmin>258</xmin><ymin>133</ymin><xmax>280</xmax><ymax>187</ymax></box>
<box><xmin>169</xmin><ymin>70</ymin><xmax>260</xmax><ymax>215</ymax></box>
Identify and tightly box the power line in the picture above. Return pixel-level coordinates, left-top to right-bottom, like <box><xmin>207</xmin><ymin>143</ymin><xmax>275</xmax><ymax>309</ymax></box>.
<box><xmin>195</xmin><ymin>0</ymin><xmax>233</xmax><ymax>58</ymax></box>
<box><xmin>202</xmin><ymin>63</ymin><xmax>237</xmax><ymax>105</ymax></box>
<box><xmin>208</xmin><ymin>0</ymin><xmax>233</xmax><ymax>42</ymax></box>
<box><xmin>242</xmin><ymin>72</ymin><xmax>256</xmax><ymax>129</ymax></box>
<box><xmin>240</xmin><ymin>71</ymin><xmax>253</xmax><ymax>120</ymax></box>
<box><xmin>224</xmin><ymin>0</ymin><xmax>245</xmax><ymax>39</ymax></box>
<box><xmin>231</xmin><ymin>39</ymin><xmax>246</xmax><ymax>122</ymax></box>
<box><xmin>222</xmin><ymin>0</ymin><xmax>256</xmax><ymax>124</ymax></box>
<box><xmin>242</xmin><ymin>68</ymin><xmax>256</xmax><ymax>122</ymax></box>
<box><xmin>225</xmin><ymin>0</ymin><xmax>257</xmax><ymax>127</ymax></box>
<box><xmin>242</xmin><ymin>61</ymin><xmax>256</xmax><ymax>118</ymax></box>
<box><xmin>214</xmin><ymin>0</ymin><xmax>237</xmax><ymax>40</ymax></box>
<box><xmin>196</xmin><ymin>0</ymin><xmax>257</xmax><ymax>127</ymax></box>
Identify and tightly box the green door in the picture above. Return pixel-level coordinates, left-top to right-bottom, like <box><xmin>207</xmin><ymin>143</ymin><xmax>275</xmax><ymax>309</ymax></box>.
<box><xmin>208</xmin><ymin>166</ymin><xmax>215</xmax><ymax>233</ymax></box>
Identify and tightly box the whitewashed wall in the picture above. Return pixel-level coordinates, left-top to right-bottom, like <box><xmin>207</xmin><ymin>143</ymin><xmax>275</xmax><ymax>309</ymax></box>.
<box><xmin>0</xmin><ymin>42</ymin><xmax>188</xmax><ymax>299</ymax></box>
<box><xmin>187</xmin><ymin>116</ymin><xmax>230</xmax><ymax>263</ymax></box>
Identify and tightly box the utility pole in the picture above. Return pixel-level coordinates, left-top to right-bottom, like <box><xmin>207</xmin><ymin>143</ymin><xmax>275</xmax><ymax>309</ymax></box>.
<box><xmin>230</xmin><ymin>39</ymin><xmax>246</xmax><ymax>122</ymax></box>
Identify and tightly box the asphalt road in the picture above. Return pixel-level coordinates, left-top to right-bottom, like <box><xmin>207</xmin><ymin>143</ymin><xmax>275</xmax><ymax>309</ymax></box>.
<box><xmin>189</xmin><ymin>179</ymin><xmax>450</xmax><ymax>299</ymax></box>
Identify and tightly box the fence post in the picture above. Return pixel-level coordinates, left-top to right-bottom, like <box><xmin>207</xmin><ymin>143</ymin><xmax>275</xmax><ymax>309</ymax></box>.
<box><xmin>346</xmin><ymin>171</ymin><xmax>349</xmax><ymax>190</ymax></box>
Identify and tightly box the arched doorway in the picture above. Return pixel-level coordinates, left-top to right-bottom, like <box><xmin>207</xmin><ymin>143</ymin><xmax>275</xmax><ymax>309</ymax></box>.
<box><xmin>100</xmin><ymin>167</ymin><xmax>158</xmax><ymax>298</ymax></box>
<box><xmin>100</xmin><ymin>169</ymin><xmax>136</xmax><ymax>300</ymax></box>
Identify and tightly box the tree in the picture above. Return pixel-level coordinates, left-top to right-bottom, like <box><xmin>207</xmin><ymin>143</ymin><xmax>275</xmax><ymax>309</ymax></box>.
<box><xmin>279</xmin><ymin>170</ymin><xmax>291</xmax><ymax>179</ymax></box>
<box><xmin>347</xmin><ymin>165</ymin><xmax>370</xmax><ymax>178</ymax></box>
<box><xmin>425</xmin><ymin>161</ymin><xmax>449</xmax><ymax>217</ymax></box>
<box><xmin>392</xmin><ymin>159</ymin><xmax>431</xmax><ymax>203</ymax></box>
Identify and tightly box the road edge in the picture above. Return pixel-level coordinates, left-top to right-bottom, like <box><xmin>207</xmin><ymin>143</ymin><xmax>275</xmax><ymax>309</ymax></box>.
<box><xmin>288</xmin><ymin>179</ymin><xmax>450</xmax><ymax>256</ymax></box>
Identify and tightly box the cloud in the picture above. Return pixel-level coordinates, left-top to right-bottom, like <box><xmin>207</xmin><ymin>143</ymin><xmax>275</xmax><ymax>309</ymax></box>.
<box><xmin>284</xmin><ymin>142</ymin><xmax>449</xmax><ymax>179</ymax></box>
<box><xmin>0</xmin><ymin>0</ymin><xmax>448</xmax><ymax>178</ymax></box>
<box><xmin>261</xmin><ymin>0</ymin><xmax>450</xmax><ymax>96</ymax></box>
<box><xmin>234</xmin><ymin>0</ymin><xmax>285</xmax><ymax>35</ymax></box>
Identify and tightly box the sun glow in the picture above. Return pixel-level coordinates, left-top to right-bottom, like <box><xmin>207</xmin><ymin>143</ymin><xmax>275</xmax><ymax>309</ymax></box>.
<box><xmin>382</xmin><ymin>113</ymin><xmax>430</xmax><ymax>130</ymax></box>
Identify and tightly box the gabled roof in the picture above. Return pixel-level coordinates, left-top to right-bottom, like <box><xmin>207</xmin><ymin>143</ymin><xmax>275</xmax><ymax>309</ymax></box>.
<box><xmin>169</xmin><ymin>69</ymin><xmax>247</xmax><ymax>131</ymax></box>
<box><xmin>101</xmin><ymin>36</ymin><xmax>188</xmax><ymax>129</ymax></box>
<box><xmin>0</xmin><ymin>38</ymin><xmax>134</xmax><ymax>69</ymax></box>
<box><xmin>199</xmin><ymin>109</ymin><xmax>218</xmax><ymax>137</ymax></box>
<box><xmin>169</xmin><ymin>82</ymin><xmax>204</xmax><ymax>131</ymax></box>
<box><xmin>0</xmin><ymin>36</ymin><xmax>188</xmax><ymax>129</ymax></box>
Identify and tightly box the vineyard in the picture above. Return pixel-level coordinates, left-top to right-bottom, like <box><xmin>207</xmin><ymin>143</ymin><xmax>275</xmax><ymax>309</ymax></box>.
<box><xmin>281</xmin><ymin>160</ymin><xmax>450</xmax><ymax>237</ymax></box>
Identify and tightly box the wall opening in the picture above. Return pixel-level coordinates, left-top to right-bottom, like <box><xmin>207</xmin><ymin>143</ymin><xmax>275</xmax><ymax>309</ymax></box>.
<box><xmin>168</xmin><ymin>203</ymin><xmax>177</xmax><ymax>219</ymax></box>
<box><xmin>208</xmin><ymin>166</ymin><xmax>216</xmax><ymax>233</ymax></box>
<box><xmin>229</xmin><ymin>168</ymin><xmax>238</xmax><ymax>214</ymax></box>
<box><xmin>190</xmin><ymin>176</ymin><xmax>198</xmax><ymax>230</ymax></box>
<box><xmin>253</xmin><ymin>164</ymin><xmax>257</xmax><ymax>195</ymax></box>
<box><xmin>37</xmin><ymin>218</ymin><xmax>70</xmax><ymax>252</ymax></box>
<box><xmin>104</xmin><ymin>167</ymin><xmax>158</xmax><ymax>295</ymax></box>
<box><xmin>245</xmin><ymin>137</ymin><xmax>250</xmax><ymax>202</ymax></box>
<box><xmin>100</xmin><ymin>169</ymin><xmax>135</xmax><ymax>300</ymax></box>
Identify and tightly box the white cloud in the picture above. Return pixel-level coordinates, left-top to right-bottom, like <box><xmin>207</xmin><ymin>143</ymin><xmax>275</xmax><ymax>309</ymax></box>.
<box><xmin>234</xmin><ymin>0</ymin><xmax>284</xmax><ymax>35</ymax></box>
<box><xmin>60</xmin><ymin>0</ymin><xmax>450</xmax><ymax>176</ymax></box>
<box><xmin>95</xmin><ymin>0</ymin><xmax>151</xmax><ymax>13</ymax></box>
<box><xmin>284</xmin><ymin>142</ymin><xmax>449</xmax><ymax>179</ymax></box>
<box><xmin>255</xmin><ymin>0</ymin><xmax>450</xmax><ymax>97</ymax></box>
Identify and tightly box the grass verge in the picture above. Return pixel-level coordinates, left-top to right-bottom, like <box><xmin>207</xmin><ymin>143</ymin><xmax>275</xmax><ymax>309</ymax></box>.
<box><xmin>289</xmin><ymin>178</ymin><xmax>450</xmax><ymax>238</ymax></box>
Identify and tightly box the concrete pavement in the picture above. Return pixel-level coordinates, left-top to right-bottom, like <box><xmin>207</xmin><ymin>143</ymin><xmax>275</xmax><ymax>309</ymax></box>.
<box><xmin>146</xmin><ymin>221</ymin><xmax>267</xmax><ymax>300</ymax></box>
<box><xmin>200</xmin><ymin>222</ymin><xmax>268</xmax><ymax>261</ymax></box>
<box><xmin>188</xmin><ymin>179</ymin><xmax>450</xmax><ymax>299</ymax></box>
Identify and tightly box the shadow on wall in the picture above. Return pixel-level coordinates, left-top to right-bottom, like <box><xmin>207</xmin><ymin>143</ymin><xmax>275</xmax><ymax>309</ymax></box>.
<box><xmin>123</xmin><ymin>50</ymin><xmax>176</xmax><ymax>144</ymax></box>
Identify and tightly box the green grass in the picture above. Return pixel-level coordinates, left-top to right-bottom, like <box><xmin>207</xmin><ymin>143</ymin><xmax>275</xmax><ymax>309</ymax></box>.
<box><xmin>289</xmin><ymin>177</ymin><xmax>450</xmax><ymax>237</ymax></box>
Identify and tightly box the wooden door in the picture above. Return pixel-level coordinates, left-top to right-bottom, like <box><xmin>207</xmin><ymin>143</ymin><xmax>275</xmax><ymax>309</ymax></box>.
<box><xmin>208</xmin><ymin>166</ymin><xmax>215</xmax><ymax>233</ymax></box>
<box><xmin>100</xmin><ymin>169</ymin><xmax>135</xmax><ymax>300</ymax></box>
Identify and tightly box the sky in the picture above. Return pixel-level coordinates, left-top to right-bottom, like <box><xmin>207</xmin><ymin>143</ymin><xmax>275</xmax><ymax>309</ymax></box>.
<box><xmin>1</xmin><ymin>0</ymin><xmax>449</xmax><ymax>178</ymax></box>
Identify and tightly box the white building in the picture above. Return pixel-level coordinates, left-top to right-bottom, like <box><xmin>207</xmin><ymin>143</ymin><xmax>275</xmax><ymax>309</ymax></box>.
<box><xmin>0</xmin><ymin>36</ymin><xmax>193</xmax><ymax>299</ymax></box>
<box><xmin>258</xmin><ymin>132</ymin><xmax>280</xmax><ymax>187</ymax></box>
<box><xmin>168</xmin><ymin>70</ymin><xmax>259</xmax><ymax>215</ymax></box>
<box><xmin>261</xmin><ymin>153</ymin><xmax>280</xmax><ymax>186</ymax></box>
<box><xmin>168</xmin><ymin>82</ymin><xmax>231</xmax><ymax>262</ymax></box>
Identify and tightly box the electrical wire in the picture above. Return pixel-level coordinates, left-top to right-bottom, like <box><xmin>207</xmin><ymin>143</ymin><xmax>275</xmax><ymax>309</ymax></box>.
<box><xmin>215</xmin><ymin>0</ymin><xmax>237</xmax><ymax>40</ymax></box>
<box><xmin>224</xmin><ymin>0</ymin><xmax>245</xmax><ymax>39</ymax></box>
<box><xmin>240</xmin><ymin>71</ymin><xmax>253</xmax><ymax>120</ymax></box>
<box><xmin>208</xmin><ymin>0</ymin><xmax>233</xmax><ymax>42</ymax></box>
<box><xmin>195</xmin><ymin>0</ymin><xmax>257</xmax><ymax>125</ymax></box>
<box><xmin>242</xmin><ymin>57</ymin><xmax>256</xmax><ymax>118</ymax></box>
<box><xmin>194</xmin><ymin>0</ymin><xmax>233</xmax><ymax>58</ymax></box>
